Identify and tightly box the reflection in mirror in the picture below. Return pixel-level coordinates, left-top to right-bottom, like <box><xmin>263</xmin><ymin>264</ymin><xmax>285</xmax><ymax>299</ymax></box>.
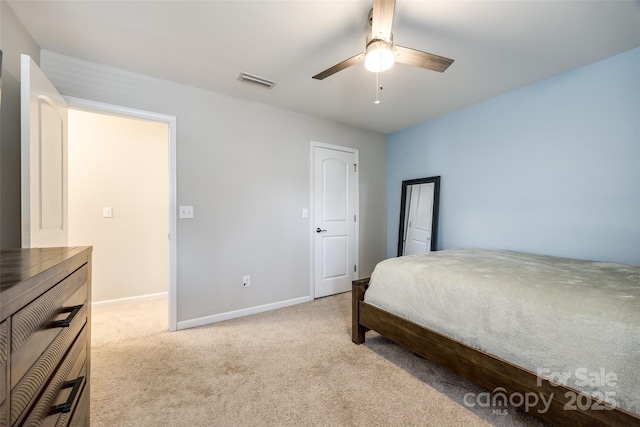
<box><xmin>397</xmin><ymin>176</ymin><xmax>440</xmax><ymax>256</ymax></box>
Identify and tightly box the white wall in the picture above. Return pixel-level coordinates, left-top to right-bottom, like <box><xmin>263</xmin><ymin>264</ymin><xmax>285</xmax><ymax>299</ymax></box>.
<box><xmin>68</xmin><ymin>109</ymin><xmax>169</xmax><ymax>303</ymax></box>
<box><xmin>41</xmin><ymin>50</ymin><xmax>387</xmax><ymax>326</ymax></box>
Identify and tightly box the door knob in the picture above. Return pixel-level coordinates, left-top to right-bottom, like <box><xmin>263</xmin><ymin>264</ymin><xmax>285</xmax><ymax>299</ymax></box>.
<box><xmin>316</xmin><ymin>227</ymin><xmax>327</xmax><ymax>233</ymax></box>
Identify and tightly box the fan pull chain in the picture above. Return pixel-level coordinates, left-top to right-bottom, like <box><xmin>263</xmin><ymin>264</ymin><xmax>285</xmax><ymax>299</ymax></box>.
<box><xmin>374</xmin><ymin>73</ymin><xmax>382</xmax><ymax>104</ymax></box>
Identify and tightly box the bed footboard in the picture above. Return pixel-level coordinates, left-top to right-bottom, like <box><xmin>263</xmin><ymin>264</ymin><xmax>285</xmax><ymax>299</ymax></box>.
<box><xmin>351</xmin><ymin>278</ymin><xmax>640</xmax><ymax>427</ymax></box>
<box><xmin>351</xmin><ymin>278</ymin><xmax>370</xmax><ymax>344</ymax></box>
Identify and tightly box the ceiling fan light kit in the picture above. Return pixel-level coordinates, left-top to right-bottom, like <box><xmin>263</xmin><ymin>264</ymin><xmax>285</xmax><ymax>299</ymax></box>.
<box><xmin>312</xmin><ymin>0</ymin><xmax>454</xmax><ymax>82</ymax></box>
<box><xmin>364</xmin><ymin>37</ymin><xmax>395</xmax><ymax>73</ymax></box>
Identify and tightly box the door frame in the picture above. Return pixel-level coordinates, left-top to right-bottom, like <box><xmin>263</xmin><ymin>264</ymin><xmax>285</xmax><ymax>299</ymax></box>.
<box><xmin>64</xmin><ymin>96</ymin><xmax>178</xmax><ymax>332</ymax></box>
<box><xmin>309</xmin><ymin>141</ymin><xmax>359</xmax><ymax>299</ymax></box>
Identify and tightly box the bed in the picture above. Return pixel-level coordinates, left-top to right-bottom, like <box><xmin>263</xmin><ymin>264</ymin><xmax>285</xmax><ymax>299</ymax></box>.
<box><xmin>352</xmin><ymin>249</ymin><xmax>640</xmax><ymax>426</ymax></box>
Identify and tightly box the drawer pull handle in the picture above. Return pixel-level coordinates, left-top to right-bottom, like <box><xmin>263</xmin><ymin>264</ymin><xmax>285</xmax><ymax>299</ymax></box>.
<box><xmin>49</xmin><ymin>305</ymin><xmax>83</xmax><ymax>328</ymax></box>
<box><xmin>48</xmin><ymin>376</ymin><xmax>84</xmax><ymax>415</ymax></box>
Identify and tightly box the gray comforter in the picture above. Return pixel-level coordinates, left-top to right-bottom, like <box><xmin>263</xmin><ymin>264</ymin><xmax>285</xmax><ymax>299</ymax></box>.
<box><xmin>364</xmin><ymin>249</ymin><xmax>640</xmax><ymax>415</ymax></box>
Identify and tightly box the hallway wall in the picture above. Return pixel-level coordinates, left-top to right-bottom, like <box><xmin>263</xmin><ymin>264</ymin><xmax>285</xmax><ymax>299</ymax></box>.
<box><xmin>68</xmin><ymin>108</ymin><xmax>169</xmax><ymax>302</ymax></box>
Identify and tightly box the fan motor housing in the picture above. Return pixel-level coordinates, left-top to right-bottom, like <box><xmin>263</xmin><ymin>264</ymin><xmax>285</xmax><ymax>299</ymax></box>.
<box><xmin>366</xmin><ymin>33</ymin><xmax>393</xmax><ymax>48</ymax></box>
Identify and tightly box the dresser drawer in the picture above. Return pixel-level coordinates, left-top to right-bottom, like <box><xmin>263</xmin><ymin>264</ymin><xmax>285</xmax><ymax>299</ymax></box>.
<box><xmin>21</xmin><ymin>327</ymin><xmax>87</xmax><ymax>427</ymax></box>
<box><xmin>0</xmin><ymin>401</ymin><xmax>6</xmax><ymax>427</ymax></box>
<box><xmin>0</xmin><ymin>247</ymin><xmax>92</xmax><ymax>427</ymax></box>
<box><xmin>66</xmin><ymin>386</ymin><xmax>89</xmax><ymax>427</ymax></box>
<box><xmin>10</xmin><ymin>266</ymin><xmax>88</xmax><ymax>425</ymax></box>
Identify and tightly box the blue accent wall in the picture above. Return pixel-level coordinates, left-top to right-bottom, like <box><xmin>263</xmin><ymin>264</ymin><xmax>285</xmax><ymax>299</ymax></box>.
<box><xmin>387</xmin><ymin>48</ymin><xmax>640</xmax><ymax>265</ymax></box>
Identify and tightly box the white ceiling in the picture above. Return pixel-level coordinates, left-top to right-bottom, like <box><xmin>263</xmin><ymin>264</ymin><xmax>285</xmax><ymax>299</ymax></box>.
<box><xmin>8</xmin><ymin>0</ymin><xmax>640</xmax><ymax>134</ymax></box>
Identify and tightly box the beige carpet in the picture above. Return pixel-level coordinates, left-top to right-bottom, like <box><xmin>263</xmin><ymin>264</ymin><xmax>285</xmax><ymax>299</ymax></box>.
<box><xmin>90</xmin><ymin>293</ymin><xmax>548</xmax><ymax>427</ymax></box>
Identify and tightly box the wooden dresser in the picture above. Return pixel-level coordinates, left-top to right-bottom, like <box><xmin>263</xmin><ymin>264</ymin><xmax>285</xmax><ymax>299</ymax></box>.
<box><xmin>0</xmin><ymin>247</ymin><xmax>92</xmax><ymax>426</ymax></box>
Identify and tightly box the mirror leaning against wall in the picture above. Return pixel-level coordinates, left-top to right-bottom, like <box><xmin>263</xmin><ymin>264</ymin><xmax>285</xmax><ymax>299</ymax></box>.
<box><xmin>397</xmin><ymin>176</ymin><xmax>440</xmax><ymax>257</ymax></box>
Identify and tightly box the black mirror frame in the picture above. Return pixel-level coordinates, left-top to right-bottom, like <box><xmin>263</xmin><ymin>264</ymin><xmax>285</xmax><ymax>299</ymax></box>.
<box><xmin>397</xmin><ymin>176</ymin><xmax>441</xmax><ymax>257</ymax></box>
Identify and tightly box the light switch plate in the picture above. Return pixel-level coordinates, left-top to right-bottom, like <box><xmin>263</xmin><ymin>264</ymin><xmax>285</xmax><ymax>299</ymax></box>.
<box><xmin>179</xmin><ymin>206</ymin><xmax>194</xmax><ymax>219</ymax></box>
<box><xmin>103</xmin><ymin>207</ymin><xmax>113</xmax><ymax>218</ymax></box>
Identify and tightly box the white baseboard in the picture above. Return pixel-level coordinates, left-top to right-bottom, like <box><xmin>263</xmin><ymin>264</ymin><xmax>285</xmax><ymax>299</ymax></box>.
<box><xmin>92</xmin><ymin>292</ymin><xmax>168</xmax><ymax>308</ymax></box>
<box><xmin>176</xmin><ymin>295</ymin><xmax>312</xmax><ymax>330</ymax></box>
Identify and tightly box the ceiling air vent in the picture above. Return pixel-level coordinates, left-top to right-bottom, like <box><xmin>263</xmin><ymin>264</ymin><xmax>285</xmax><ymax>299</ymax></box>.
<box><xmin>237</xmin><ymin>72</ymin><xmax>276</xmax><ymax>89</ymax></box>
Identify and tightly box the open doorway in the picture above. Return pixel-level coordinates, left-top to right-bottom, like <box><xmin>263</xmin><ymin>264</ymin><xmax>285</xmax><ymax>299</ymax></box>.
<box><xmin>66</xmin><ymin>101</ymin><xmax>176</xmax><ymax>331</ymax></box>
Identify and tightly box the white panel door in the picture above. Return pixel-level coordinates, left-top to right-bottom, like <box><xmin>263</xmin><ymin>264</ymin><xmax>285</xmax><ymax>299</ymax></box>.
<box><xmin>404</xmin><ymin>183</ymin><xmax>434</xmax><ymax>255</ymax></box>
<box><xmin>313</xmin><ymin>145</ymin><xmax>357</xmax><ymax>298</ymax></box>
<box><xmin>21</xmin><ymin>54</ymin><xmax>69</xmax><ymax>248</ymax></box>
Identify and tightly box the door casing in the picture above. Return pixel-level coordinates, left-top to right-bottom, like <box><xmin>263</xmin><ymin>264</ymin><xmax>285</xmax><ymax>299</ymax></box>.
<box><xmin>64</xmin><ymin>96</ymin><xmax>178</xmax><ymax>332</ymax></box>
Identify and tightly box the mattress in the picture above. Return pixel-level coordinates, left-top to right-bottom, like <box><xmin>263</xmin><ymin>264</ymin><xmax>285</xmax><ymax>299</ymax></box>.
<box><xmin>364</xmin><ymin>249</ymin><xmax>640</xmax><ymax>415</ymax></box>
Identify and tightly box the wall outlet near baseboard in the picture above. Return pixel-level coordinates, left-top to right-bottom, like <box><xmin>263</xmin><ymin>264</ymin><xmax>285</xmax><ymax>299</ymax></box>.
<box><xmin>243</xmin><ymin>275</ymin><xmax>251</xmax><ymax>287</ymax></box>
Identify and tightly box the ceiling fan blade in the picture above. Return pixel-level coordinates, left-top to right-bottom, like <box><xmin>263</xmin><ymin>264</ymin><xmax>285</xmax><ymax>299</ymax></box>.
<box><xmin>371</xmin><ymin>0</ymin><xmax>396</xmax><ymax>42</ymax></box>
<box><xmin>394</xmin><ymin>46</ymin><xmax>454</xmax><ymax>73</ymax></box>
<box><xmin>312</xmin><ymin>53</ymin><xmax>365</xmax><ymax>80</ymax></box>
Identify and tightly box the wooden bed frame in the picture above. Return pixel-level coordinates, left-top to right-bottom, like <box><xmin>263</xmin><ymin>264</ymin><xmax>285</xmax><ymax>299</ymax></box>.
<box><xmin>352</xmin><ymin>278</ymin><xmax>640</xmax><ymax>427</ymax></box>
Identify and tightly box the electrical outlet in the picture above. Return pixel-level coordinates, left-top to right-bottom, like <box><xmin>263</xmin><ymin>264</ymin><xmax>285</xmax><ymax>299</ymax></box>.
<box><xmin>243</xmin><ymin>275</ymin><xmax>251</xmax><ymax>287</ymax></box>
<box><xmin>179</xmin><ymin>206</ymin><xmax>194</xmax><ymax>219</ymax></box>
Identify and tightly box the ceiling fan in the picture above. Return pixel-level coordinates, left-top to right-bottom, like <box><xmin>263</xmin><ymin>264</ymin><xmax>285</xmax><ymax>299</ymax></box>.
<box><xmin>312</xmin><ymin>0</ymin><xmax>454</xmax><ymax>80</ymax></box>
